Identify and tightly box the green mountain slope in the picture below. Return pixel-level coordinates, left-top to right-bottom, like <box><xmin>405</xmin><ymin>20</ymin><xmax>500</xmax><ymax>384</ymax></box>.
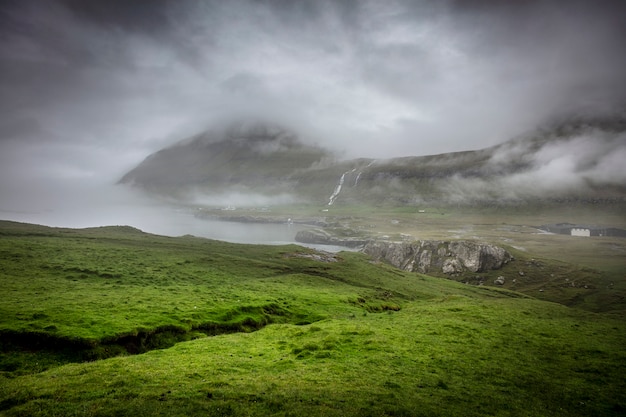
<box><xmin>0</xmin><ymin>221</ymin><xmax>624</xmax><ymax>416</ymax></box>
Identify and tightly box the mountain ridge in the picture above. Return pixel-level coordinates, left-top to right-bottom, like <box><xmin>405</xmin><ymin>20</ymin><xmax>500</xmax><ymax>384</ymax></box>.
<box><xmin>119</xmin><ymin>116</ymin><xmax>626</xmax><ymax>206</ymax></box>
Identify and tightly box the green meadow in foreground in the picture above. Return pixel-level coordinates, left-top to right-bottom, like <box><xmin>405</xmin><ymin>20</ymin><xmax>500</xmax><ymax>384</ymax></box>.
<box><xmin>1</xmin><ymin>220</ymin><xmax>625</xmax><ymax>416</ymax></box>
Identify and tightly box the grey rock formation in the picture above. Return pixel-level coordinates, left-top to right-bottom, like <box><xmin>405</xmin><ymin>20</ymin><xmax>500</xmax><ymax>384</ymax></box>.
<box><xmin>362</xmin><ymin>240</ymin><xmax>512</xmax><ymax>274</ymax></box>
<box><xmin>295</xmin><ymin>229</ymin><xmax>369</xmax><ymax>248</ymax></box>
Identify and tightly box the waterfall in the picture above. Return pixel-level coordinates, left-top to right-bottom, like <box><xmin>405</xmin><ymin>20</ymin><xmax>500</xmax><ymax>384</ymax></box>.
<box><xmin>328</xmin><ymin>171</ymin><xmax>348</xmax><ymax>205</ymax></box>
<box><xmin>354</xmin><ymin>161</ymin><xmax>374</xmax><ymax>187</ymax></box>
<box><xmin>328</xmin><ymin>165</ymin><xmax>372</xmax><ymax>205</ymax></box>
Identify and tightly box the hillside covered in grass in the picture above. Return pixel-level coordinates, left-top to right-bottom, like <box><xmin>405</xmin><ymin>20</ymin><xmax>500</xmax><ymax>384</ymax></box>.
<box><xmin>1</xmin><ymin>220</ymin><xmax>625</xmax><ymax>416</ymax></box>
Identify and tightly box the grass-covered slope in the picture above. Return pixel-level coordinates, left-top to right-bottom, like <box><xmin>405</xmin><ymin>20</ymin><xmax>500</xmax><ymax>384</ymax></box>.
<box><xmin>1</xmin><ymin>220</ymin><xmax>625</xmax><ymax>416</ymax></box>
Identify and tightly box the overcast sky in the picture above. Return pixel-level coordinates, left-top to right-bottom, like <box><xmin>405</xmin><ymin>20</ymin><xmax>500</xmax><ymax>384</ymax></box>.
<box><xmin>1</xmin><ymin>0</ymin><xmax>625</xmax><ymax>223</ymax></box>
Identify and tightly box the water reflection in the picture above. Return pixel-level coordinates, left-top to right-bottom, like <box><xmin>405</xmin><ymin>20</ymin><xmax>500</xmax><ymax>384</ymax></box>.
<box><xmin>0</xmin><ymin>199</ymin><xmax>353</xmax><ymax>251</ymax></box>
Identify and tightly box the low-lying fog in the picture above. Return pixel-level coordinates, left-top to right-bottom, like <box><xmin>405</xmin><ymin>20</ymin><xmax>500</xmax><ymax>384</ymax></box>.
<box><xmin>0</xmin><ymin>183</ymin><xmax>311</xmax><ymax>246</ymax></box>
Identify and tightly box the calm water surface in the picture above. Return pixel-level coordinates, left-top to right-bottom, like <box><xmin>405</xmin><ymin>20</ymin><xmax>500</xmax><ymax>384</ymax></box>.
<box><xmin>0</xmin><ymin>190</ymin><xmax>349</xmax><ymax>251</ymax></box>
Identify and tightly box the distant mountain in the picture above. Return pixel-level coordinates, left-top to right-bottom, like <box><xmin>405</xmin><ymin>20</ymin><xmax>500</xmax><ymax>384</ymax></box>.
<box><xmin>119</xmin><ymin>121</ymin><xmax>333</xmax><ymax>200</ymax></box>
<box><xmin>119</xmin><ymin>116</ymin><xmax>626</xmax><ymax>206</ymax></box>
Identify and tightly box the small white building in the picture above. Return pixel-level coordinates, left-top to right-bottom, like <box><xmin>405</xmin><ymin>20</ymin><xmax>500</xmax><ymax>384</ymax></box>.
<box><xmin>571</xmin><ymin>228</ymin><xmax>591</xmax><ymax>237</ymax></box>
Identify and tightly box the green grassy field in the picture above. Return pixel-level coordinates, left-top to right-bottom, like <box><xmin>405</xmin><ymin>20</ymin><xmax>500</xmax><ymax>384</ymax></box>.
<box><xmin>1</xmin><ymin>220</ymin><xmax>625</xmax><ymax>416</ymax></box>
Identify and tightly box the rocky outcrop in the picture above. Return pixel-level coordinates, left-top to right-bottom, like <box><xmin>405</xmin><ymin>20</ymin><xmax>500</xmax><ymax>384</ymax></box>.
<box><xmin>295</xmin><ymin>229</ymin><xmax>369</xmax><ymax>248</ymax></box>
<box><xmin>362</xmin><ymin>240</ymin><xmax>512</xmax><ymax>274</ymax></box>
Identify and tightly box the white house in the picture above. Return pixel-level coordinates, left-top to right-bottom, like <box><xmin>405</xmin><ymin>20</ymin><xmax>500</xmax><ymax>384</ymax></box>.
<box><xmin>571</xmin><ymin>228</ymin><xmax>591</xmax><ymax>237</ymax></box>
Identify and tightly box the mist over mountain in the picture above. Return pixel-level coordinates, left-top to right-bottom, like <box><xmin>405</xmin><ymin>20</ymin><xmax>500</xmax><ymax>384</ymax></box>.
<box><xmin>119</xmin><ymin>121</ymin><xmax>332</xmax><ymax>206</ymax></box>
<box><xmin>120</xmin><ymin>113</ymin><xmax>626</xmax><ymax>206</ymax></box>
<box><xmin>2</xmin><ymin>0</ymin><xmax>626</xmax><ymax>227</ymax></box>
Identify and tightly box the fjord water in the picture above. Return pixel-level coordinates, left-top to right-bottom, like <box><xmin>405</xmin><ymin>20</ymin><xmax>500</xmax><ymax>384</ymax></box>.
<box><xmin>0</xmin><ymin>184</ymin><xmax>310</xmax><ymax>245</ymax></box>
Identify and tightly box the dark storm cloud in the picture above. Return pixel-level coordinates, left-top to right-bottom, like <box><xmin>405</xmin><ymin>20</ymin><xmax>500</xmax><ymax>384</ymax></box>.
<box><xmin>0</xmin><ymin>0</ymin><xmax>625</xmax><ymax>219</ymax></box>
<box><xmin>61</xmin><ymin>0</ymin><xmax>172</xmax><ymax>34</ymax></box>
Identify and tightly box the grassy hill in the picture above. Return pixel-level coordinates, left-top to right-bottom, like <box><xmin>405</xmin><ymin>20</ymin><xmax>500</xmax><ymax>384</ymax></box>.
<box><xmin>1</xmin><ymin>220</ymin><xmax>625</xmax><ymax>416</ymax></box>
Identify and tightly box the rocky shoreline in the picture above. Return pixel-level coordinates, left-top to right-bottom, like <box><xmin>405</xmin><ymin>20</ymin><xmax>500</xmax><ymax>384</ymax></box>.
<box><xmin>194</xmin><ymin>213</ymin><xmax>513</xmax><ymax>276</ymax></box>
<box><xmin>294</xmin><ymin>229</ymin><xmax>370</xmax><ymax>248</ymax></box>
<box><xmin>295</xmin><ymin>228</ymin><xmax>513</xmax><ymax>275</ymax></box>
